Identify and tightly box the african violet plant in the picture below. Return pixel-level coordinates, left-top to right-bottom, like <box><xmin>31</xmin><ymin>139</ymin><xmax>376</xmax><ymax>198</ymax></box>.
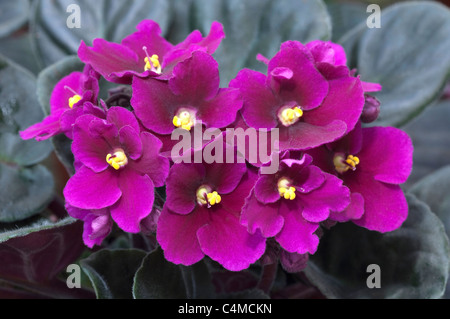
<box><xmin>1</xmin><ymin>0</ymin><xmax>450</xmax><ymax>300</ymax></box>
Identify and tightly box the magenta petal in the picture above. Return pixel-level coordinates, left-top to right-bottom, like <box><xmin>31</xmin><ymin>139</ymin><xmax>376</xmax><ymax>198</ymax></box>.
<box><xmin>229</xmin><ymin>69</ymin><xmax>279</xmax><ymax>129</ymax></box>
<box><xmin>329</xmin><ymin>43</ymin><xmax>347</xmax><ymax>66</ymax></box>
<box><xmin>330</xmin><ymin>192</ymin><xmax>365</xmax><ymax>222</ymax></box>
<box><xmin>72</xmin><ymin>115</ymin><xmax>111</xmax><ymax>173</ymax></box>
<box><xmin>306</xmin><ymin>76</ymin><xmax>365</xmax><ymax>135</ymax></box>
<box><xmin>166</xmin><ymin>21</ymin><xmax>225</xmax><ymax>64</ymax></box>
<box><xmin>132</xmin><ymin>77</ymin><xmax>180</xmax><ymax>134</ymax></box>
<box><xmin>187</xmin><ymin>21</ymin><xmax>225</xmax><ymax>55</ymax></box>
<box><xmin>165</xmin><ymin>163</ymin><xmax>206</xmax><ymax>215</ymax></box>
<box><xmin>169</xmin><ymin>51</ymin><xmax>220</xmax><ymax>101</ymax></box>
<box><xmin>358</xmin><ymin>127</ymin><xmax>413</xmax><ymax>185</ymax></box>
<box><xmin>361</xmin><ymin>81</ymin><xmax>382</xmax><ymax>92</ymax></box>
<box><xmin>197</xmin><ymin>205</ymin><xmax>266</xmax><ymax>272</ymax></box>
<box><xmin>283</xmin><ymin>162</ymin><xmax>325</xmax><ymax>194</ymax></box>
<box><xmin>83</xmin><ymin>212</ymin><xmax>112</xmax><ymax>248</ymax></box>
<box><xmin>197</xmin><ymin>88</ymin><xmax>243</xmax><ymax>128</ymax></box>
<box><xmin>121</xmin><ymin>19</ymin><xmax>173</xmax><ymax>67</ymax></box>
<box><xmin>59</xmin><ymin>107</ymin><xmax>84</xmax><ymax>139</ymax></box>
<box><xmin>157</xmin><ymin>205</ymin><xmax>208</xmax><ymax>266</ymax></box>
<box><xmin>205</xmin><ymin>161</ymin><xmax>247</xmax><ymax>195</ymax></box>
<box><xmin>78</xmin><ymin>40</ymin><xmax>140</xmax><ymax>84</ymax></box>
<box><xmin>119</xmin><ymin>126</ymin><xmax>142</xmax><ymax>160</ymax></box>
<box><xmin>241</xmin><ymin>191</ymin><xmax>284</xmax><ymax>238</ymax></box>
<box><xmin>106</xmin><ymin>107</ymin><xmax>141</xmax><ymax>134</ymax></box>
<box><xmin>254</xmin><ymin>174</ymin><xmax>280</xmax><ymax>204</ymax></box>
<box><xmin>275</xmin><ymin>200</ymin><xmax>320</xmax><ymax>254</ymax></box>
<box><xmin>110</xmin><ymin>170</ymin><xmax>154</xmax><ymax>233</ymax></box>
<box><xmin>306</xmin><ymin>40</ymin><xmax>336</xmax><ymax>65</ymax></box>
<box><xmin>19</xmin><ymin>112</ymin><xmax>62</xmax><ymax>141</ymax></box>
<box><xmin>279</xmin><ymin>120</ymin><xmax>347</xmax><ymax>151</ymax></box>
<box><xmin>297</xmin><ymin>172</ymin><xmax>350</xmax><ymax>223</ymax></box>
<box><xmin>64</xmin><ymin>166</ymin><xmax>121</xmax><ymax>210</ymax></box>
<box><xmin>50</xmin><ymin>72</ymin><xmax>84</xmax><ymax>113</ymax></box>
<box><xmin>268</xmin><ymin>44</ymin><xmax>329</xmax><ymax>109</ymax></box>
<box><xmin>128</xmin><ymin>132</ymin><xmax>170</xmax><ymax>187</ymax></box>
<box><xmin>348</xmin><ymin>173</ymin><xmax>408</xmax><ymax>233</ymax></box>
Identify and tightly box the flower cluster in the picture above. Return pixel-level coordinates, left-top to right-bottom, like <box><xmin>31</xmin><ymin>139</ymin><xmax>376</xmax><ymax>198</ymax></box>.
<box><xmin>21</xmin><ymin>20</ymin><xmax>413</xmax><ymax>272</ymax></box>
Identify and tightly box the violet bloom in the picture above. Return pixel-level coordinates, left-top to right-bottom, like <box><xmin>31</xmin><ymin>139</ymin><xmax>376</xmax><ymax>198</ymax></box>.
<box><xmin>157</xmin><ymin>144</ymin><xmax>266</xmax><ymax>271</ymax></box>
<box><xmin>78</xmin><ymin>20</ymin><xmax>225</xmax><ymax>84</ymax></box>
<box><xmin>230</xmin><ymin>41</ymin><xmax>365</xmax><ymax>152</ymax></box>
<box><xmin>132</xmin><ymin>50</ymin><xmax>242</xmax><ymax>154</ymax></box>
<box><xmin>307</xmin><ymin>122</ymin><xmax>413</xmax><ymax>232</ymax></box>
<box><xmin>241</xmin><ymin>152</ymin><xmax>350</xmax><ymax>255</ymax></box>
<box><xmin>66</xmin><ymin>204</ymin><xmax>113</xmax><ymax>248</ymax></box>
<box><xmin>63</xmin><ymin>107</ymin><xmax>170</xmax><ymax>234</ymax></box>
<box><xmin>20</xmin><ymin>65</ymin><xmax>101</xmax><ymax>141</ymax></box>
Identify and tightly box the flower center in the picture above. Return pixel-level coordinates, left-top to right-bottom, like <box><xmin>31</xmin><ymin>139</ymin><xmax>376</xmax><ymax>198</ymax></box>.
<box><xmin>278</xmin><ymin>105</ymin><xmax>303</xmax><ymax>127</ymax></box>
<box><xmin>64</xmin><ymin>86</ymin><xmax>82</xmax><ymax>109</ymax></box>
<box><xmin>196</xmin><ymin>185</ymin><xmax>222</xmax><ymax>207</ymax></box>
<box><xmin>277</xmin><ymin>178</ymin><xmax>296</xmax><ymax>200</ymax></box>
<box><xmin>173</xmin><ymin>109</ymin><xmax>195</xmax><ymax>131</ymax></box>
<box><xmin>106</xmin><ymin>149</ymin><xmax>128</xmax><ymax>170</ymax></box>
<box><xmin>333</xmin><ymin>153</ymin><xmax>360</xmax><ymax>174</ymax></box>
<box><xmin>143</xmin><ymin>46</ymin><xmax>162</xmax><ymax>74</ymax></box>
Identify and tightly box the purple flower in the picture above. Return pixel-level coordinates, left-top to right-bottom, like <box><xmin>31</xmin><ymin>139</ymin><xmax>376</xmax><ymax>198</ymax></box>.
<box><xmin>156</xmin><ymin>143</ymin><xmax>266</xmax><ymax>271</ymax></box>
<box><xmin>131</xmin><ymin>50</ymin><xmax>242</xmax><ymax>154</ymax></box>
<box><xmin>132</xmin><ymin>50</ymin><xmax>242</xmax><ymax>133</ymax></box>
<box><xmin>241</xmin><ymin>153</ymin><xmax>350</xmax><ymax>255</ymax></box>
<box><xmin>66</xmin><ymin>204</ymin><xmax>113</xmax><ymax>248</ymax></box>
<box><xmin>63</xmin><ymin>107</ymin><xmax>170</xmax><ymax>234</ymax></box>
<box><xmin>20</xmin><ymin>65</ymin><xmax>101</xmax><ymax>141</ymax></box>
<box><xmin>230</xmin><ymin>41</ymin><xmax>365</xmax><ymax>152</ymax></box>
<box><xmin>307</xmin><ymin>122</ymin><xmax>413</xmax><ymax>232</ymax></box>
<box><xmin>78</xmin><ymin>20</ymin><xmax>225</xmax><ymax>84</ymax></box>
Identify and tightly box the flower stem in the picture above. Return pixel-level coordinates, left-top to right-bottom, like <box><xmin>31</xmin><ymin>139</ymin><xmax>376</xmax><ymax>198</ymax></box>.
<box><xmin>257</xmin><ymin>262</ymin><xmax>278</xmax><ymax>295</ymax></box>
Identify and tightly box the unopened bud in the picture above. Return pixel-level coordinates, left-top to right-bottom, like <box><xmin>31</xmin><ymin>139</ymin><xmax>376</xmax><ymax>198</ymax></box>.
<box><xmin>361</xmin><ymin>94</ymin><xmax>381</xmax><ymax>123</ymax></box>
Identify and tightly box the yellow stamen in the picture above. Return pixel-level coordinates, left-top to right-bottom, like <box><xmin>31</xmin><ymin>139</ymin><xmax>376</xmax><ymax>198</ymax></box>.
<box><xmin>207</xmin><ymin>191</ymin><xmax>222</xmax><ymax>206</ymax></box>
<box><xmin>279</xmin><ymin>106</ymin><xmax>303</xmax><ymax>126</ymax></box>
<box><xmin>64</xmin><ymin>86</ymin><xmax>82</xmax><ymax>109</ymax></box>
<box><xmin>68</xmin><ymin>95</ymin><xmax>82</xmax><ymax>109</ymax></box>
<box><xmin>277</xmin><ymin>178</ymin><xmax>296</xmax><ymax>200</ymax></box>
<box><xmin>143</xmin><ymin>47</ymin><xmax>162</xmax><ymax>74</ymax></box>
<box><xmin>106</xmin><ymin>149</ymin><xmax>128</xmax><ymax>170</ymax></box>
<box><xmin>173</xmin><ymin>110</ymin><xmax>195</xmax><ymax>131</ymax></box>
<box><xmin>196</xmin><ymin>186</ymin><xmax>221</xmax><ymax>207</ymax></box>
<box><xmin>334</xmin><ymin>154</ymin><xmax>360</xmax><ymax>174</ymax></box>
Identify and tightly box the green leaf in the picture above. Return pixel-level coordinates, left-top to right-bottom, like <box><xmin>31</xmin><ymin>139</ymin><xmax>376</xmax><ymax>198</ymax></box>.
<box><xmin>410</xmin><ymin>165</ymin><xmax>450</xmax><ymax>240</ymax></box>
<box><xmin>189</xmin><ymin>0</ymin><xmax>331</xmax><ymax>85</ymax></box>
<box><xmin>133</xmin><ymin>247</ymin><xmax>216</xmax><ymax>299</ymax></box>
<box><xmin>304</xmin><ymin>194</ymin><xmax>450</xmax><ymax>299</ymax></box>
<box><xmin>327</xmin><ymin>2</ymin><xmax>368</xmax><ymax>41</ymax></box>
<box><xmin>402</xmin><ymin>99</ymin><xmax>450</xmax><ymax>187</ymax></box>
<box><xmin>0</xmin><ymin>33</ymin><xmax>42</xmax><ymax>75</ymax></box>
<box><xmin>0</xmin><ymin>0</ymin><xmax>29</xmax><ymax>38</ymax></box>
<box><xmin>344</xmin><ymin>1</ymin><xmax>450</xmax><ymax>127</ymax></box>
<box><xmin>0</xmin><ymin>216</ymin><xmax>93</xmax><ymax>298</ymax></box>
<box><xmin>0</xmin><ymin>217</ymin><xmax>84</xmax><ymax>282</ymax></box>
<box><xmin>0</xmin><ymin>54</ymin><xmax>54</xmax><ymax>222</ymax></box>
<box><xmin>0</xmin><ymin>164</ymin><xmax>54</xmax><ymax>223</ymax></box>
<box><xmin>410</xmin><ymin>165</ymin><xmax>450</xmax><ymax>298</ymax></box>
<box><xmin>0</xmin><ymin>53</ymin><xmax>52</xmax><ymax>163</ymax></box>
<box><xmin>30</xmin><ymin>0</ymin><xmax>172</xmax><ymax>68</ymax></box>
<box><xmin>80</xmin><ymin>248</ymin><xmax>147</xmax><ymax>299</ymax></box>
